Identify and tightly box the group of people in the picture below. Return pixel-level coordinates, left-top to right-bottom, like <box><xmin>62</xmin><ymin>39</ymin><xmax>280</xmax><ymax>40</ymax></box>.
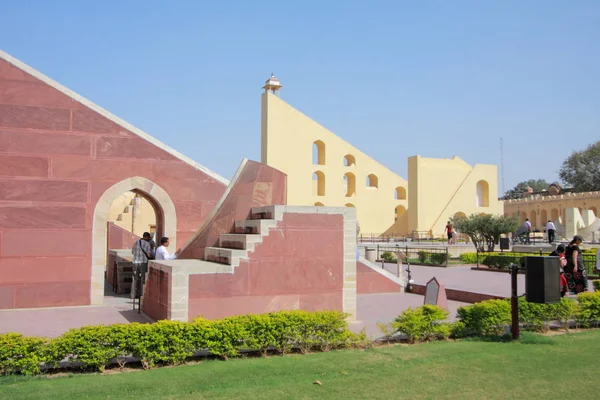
<box><xmin>130</xmin><ymin>232</ymin><xmax>181</xmax><ymax>298</ymax></box>
<box><xmin>550</xmin><ymin>235</ymin><xmax>587</xmax><ymax>296</ymax></box>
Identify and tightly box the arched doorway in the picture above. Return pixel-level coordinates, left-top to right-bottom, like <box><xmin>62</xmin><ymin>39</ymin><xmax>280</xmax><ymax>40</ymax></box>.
<box><xmin>91</xmin><ymin>177</ymin><xmax>177</xmax><ymax>305</ymax></box>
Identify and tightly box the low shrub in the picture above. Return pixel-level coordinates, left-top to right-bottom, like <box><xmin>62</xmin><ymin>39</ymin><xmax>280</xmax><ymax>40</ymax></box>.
<box><xmin>390</xmin><ymin>305</ymin><xmax>450</xmax><ymax>344</ymax></box>
<box><xmin>0</xmin><ymin>333</ymin><xmax>47</xmax><ymax>376</ymax></box>
<box><xmin>592</xmin><ymin>280</ymin><xmax>600</xmax><ymax>292</ymax></box>
<box><xmin>517</xmin><ymin>297</ymin><xmax>577</xmax><ymax>332</ymax></box>
<box><xmin>430</xmin><ymin>252</ymin><xmax>448</xmax><ymax>265</ymax></box>
<box><xmin>457</xmin><ymin>299</ymin><xmax>511</xmax><ymax>336</ymax></box>
<box><xmin>417</xmin><ymin>251</ymin><xmax>428</xmax><ymax>264</ymax></box>
<box><xmin>0</xmin><ymin>310</ymin><xmax>363</xmax><ymax>375</ymax></box>
<box><xmin>380</xmin><ymin>251</ymin><xmax>397</xmax><ymax>263</ymax></box>
<box><xmin>459</xmin><ymin>253</ymin><xmax>478</xmax><ymax>264</ymax></box>
<box><xmin>576</xmin><ymin>292</ymin><xmax>600</xmax><ymax>327</ymax></box>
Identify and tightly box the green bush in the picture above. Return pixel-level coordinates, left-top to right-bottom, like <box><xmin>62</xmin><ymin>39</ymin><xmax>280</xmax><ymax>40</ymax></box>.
<box><xmin>457</xmin><ymin>300</ymin><xmax>511</xmax><ymax>336</ymax></box>
<box><xmin>0</xmin><ymin>310</ymin><xmax>363</xmax><ymax>375</ymax></box>
<box><xmin>576</xmin><ymin>292</ymin><xmax>600</xmax><ymax>327</ymax></box>
<box><xmin>0</xmin><ymin>333</ymin><xmax>47</xmax><ymax>376</ymax></box>
<box><xmin>391</xmin><ymin>305</ymin><xmax>450</xmax><ymax>344</ymax></box>
<box><xmin>592</xmin><ymin>280</ymin><xmax>600</xmax><ymax>292</ymax></box>
<box><xmin>417</xmin><ymin>251</ymin><xmax>428</xmax><ymax>264</ymax></box>
<box><xmin>380</xmin><ymin>251</ymin><xmax>397</xmax><ymax>263</ymax></box>
<box><xmin>459</xmin><ymin>253</ymin><xmax>478</xmax><ymax>264</ymax></box>
<box><xmin>430</xmin><ymin>252</ymin><xmax>448</xmax><ymax>265</ymax></box>
<box><xmin>517</xmin><ymin>297</ymin><xmax>577</xmax><ymax>332</ymax></box>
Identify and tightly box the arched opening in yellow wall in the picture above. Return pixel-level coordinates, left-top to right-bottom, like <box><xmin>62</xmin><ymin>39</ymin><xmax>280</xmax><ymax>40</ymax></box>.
<box><xmin>312</xmin><ymin>171</ymin><xmax>326</xmax><ymax>196</ymax></box>
<box><xmin>454</xmin><ymin>212</ymin><xmax>467</xmax><ymax>220</ymax></box>
<box><xmin>529</xmin><ymin>211</ymin><xmax>537</xmax><ymax>228</ymax></box>
<box><xmin>366</xmin><ymin>174</ymin><xmax>378</xmax><ymax>189</ymax></box>
<box><xmin>394</xmin><ymin>186</ymin><xmax>407</xmax><ymax>200</ymax></box>
<box><xmin>551</xmin><ymin>208</ymin><xmax>559</xmax><ymax>221</ymax></box>
<box><xmin>315</xmin><ymin>202</ymin><xmax>324</xmax><ymax>206</ymax></box>
<box><xmin>344</xmin><ymin>173</ymin><xmax>356</xmax><ymax>197</ymax></box>
<box><xmin>395</xmin><ymin>205</ymin><xmax>406</xmax><ymax>221</ymax></box>
<box><xmin>343</xmin><ymin>154</ymin><xmax>356</xmax><ymax>166</ymax></box>
<box><xmin>312</xmin><ymin>140</ymin><xmax>326</xmax><ymax>165</ymax></box>
<box><xmin>520</xmin><ymin>212</ymin><xmax>527</xmax><ymax>224</ymax></box>
<box><xmin>476</xmin><ymin>180</ymin><xmax>489</xmax><ymax>207</ymax></box>
<box><xmin>345</xmin><ymin>203</ymin><xmax>355</xmax><ymax>207</ymax></box>
<box><xmin>591</xmin><ymin>206</ymin><xmax>598</xmax><ymax>217</ymax></box>
<box><xmin>540</xmin><ymin>209</ymin><xmax>548</xmax><ymax>225</ymax></box>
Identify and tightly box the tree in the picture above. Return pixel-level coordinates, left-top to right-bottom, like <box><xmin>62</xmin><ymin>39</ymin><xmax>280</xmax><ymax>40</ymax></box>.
<box><xmin>559</xmin><ymin>141</ymin><xmax>600</xmax><ymax>192</ymax></box>
<box><xmin>503</xmin><ymin>179</ymin><xmax>549</xmax><ymax>199</ymax></box>
<box><xmin>451</xmin><ymin>214</ymin><xmax>519</xmax><ymax>252</ymax></box>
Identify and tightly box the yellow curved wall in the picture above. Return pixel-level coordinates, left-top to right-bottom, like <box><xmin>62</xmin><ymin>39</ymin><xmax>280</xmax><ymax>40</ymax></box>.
<box><xmin>407</xmin><ymin>155</ymin><xmax>503</xmax><ymax>236</ymax></box>
<box><xmin>261</xmin><ymin>92</ymin><xmax>408</xmax><ymax>235</ymax></box>
<box><xmin>107</xmin><ymin>192</ymin><xmax>157</xmax><ymax>238</ymax></box>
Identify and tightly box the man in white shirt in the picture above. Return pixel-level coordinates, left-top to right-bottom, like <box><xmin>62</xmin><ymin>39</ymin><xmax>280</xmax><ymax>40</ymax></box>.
<box><xmin>546</xmin><ymin>220</ymin><xmax>556</xmax><ymax>244</ymax></box>
<box><xmin>522</xmin><ymin>218</ymin><xmax>532</xmax><ymax>244</ymax></box>
<box><xmin>155</xmin><ymin>237</ymin><xmax>181</xmax><ymax>261</ymax></box>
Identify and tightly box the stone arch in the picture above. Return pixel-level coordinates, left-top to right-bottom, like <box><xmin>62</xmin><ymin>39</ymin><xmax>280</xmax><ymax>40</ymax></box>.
<box><xmin>529</xmin><ymin>211</ymin><xmax>537</xmax><ymax>228</ymax></box>
<box><xmin>395</xmin><ymin>205</ymin><xmax>406</xmax><ymax>221</ymax></box>
<box><xmin>343</xmin><ymin>154</ymin><xmax>356</xmax><ymax>167</ymax></box>
<box><xmin>345</xmin><ymin>203</ymin><xmax>355</xmax><ymax>207</ymax></box>
<box><xmin>313</xmin><ymin>171</ymin><xmax>326</xmax><ymax>196</ymax></box>
<box><xmin>92</xmin><ymin>177</ymin><xmax>177</xmax><ymax>305</ymax></box>
<box><xmin>366</xmin><ymin>174</ymin><xmax>379</xmax><ymax>188</ymax></box>
<box><xmin>314</xmin><ymin>202</ymin><xmax>324</xmax><ymax>206</ymax></box>
<box><xmin>540</xmin><ymin>209</ymin><xmax>548</xmax><ymax>225</ymax></box>
<box><xmin>395</xmin><ymin>186</ymin><xmax>407</xmax><ymax>200</ymax></box>
<box><xmin>312</xmin><ymin>140</ymin><xmax>326</xmax><ymax>165</ymax></box>
<box><xmin>476</xmin><ymin>180</ymin><xmax>489</xmax><ymax>207</ymax></box>
<box><xmin>454</xmin><ymin>211</ymin><xmax>467</xmax><ymax>219</ymax></box>
<box><xmin>551</xmin><ymin>208</ymin><xmax>559</xmax><ymax>221</ymax></box>
<box><xmin>520</xmin><ymin>212</ymin><xmax>527</xmax><ymax>224</ymax></box>
<box><xmin>591</xmin><ymin>206</ymin><xmax>598</xmax><ymax>217</ymax></box>
<box><xmin>344</xmin><ymin>172</ymin><xmax>356</xmax><ymax>197</ymax></box>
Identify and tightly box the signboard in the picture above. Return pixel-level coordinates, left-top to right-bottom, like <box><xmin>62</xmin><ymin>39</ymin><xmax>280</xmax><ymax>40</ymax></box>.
<box><xmin>423</xmin><ymin>277</ymin><xmax>448</xmax><ymax>310</ymax></box>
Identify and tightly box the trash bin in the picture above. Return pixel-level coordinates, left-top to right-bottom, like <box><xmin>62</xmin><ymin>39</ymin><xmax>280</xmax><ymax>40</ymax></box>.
<box><xmin>365</xmin><ymin>248</ymin><xmax>376</xmax><ymax>262</ymax></box>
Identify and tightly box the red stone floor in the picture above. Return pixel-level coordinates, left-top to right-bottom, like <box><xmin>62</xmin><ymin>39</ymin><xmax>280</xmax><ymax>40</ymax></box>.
<box><xmin>0</xmin><ymin>266</ymin><xmax>524</xmax><ymax>339</ymax></box>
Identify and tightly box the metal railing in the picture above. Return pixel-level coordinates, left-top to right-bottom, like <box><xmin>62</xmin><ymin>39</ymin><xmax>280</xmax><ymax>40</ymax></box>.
<box><xmin>375</xmin><ymin>245</ymin><xmax>449</xmax><ymax>267</ymax></box>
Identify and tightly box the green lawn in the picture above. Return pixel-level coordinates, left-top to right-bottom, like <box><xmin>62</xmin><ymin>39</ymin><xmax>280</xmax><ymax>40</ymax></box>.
<box><xmin>2</xmin><ymin>330</ymin><xmax>599</xmax><ymax>400</ymax></box>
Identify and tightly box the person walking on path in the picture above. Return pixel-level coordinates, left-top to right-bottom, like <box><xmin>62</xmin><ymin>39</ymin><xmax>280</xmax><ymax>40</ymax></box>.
<box><xmin>546</xmin><ymin>220</ymin><xmax>556</xmax><ymax>243</ymax></box>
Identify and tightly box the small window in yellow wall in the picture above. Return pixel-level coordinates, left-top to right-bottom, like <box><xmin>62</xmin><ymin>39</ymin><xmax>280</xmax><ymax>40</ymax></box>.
<box><xmin>475</xmin><ymin>180</ymin><xmax>489</xmax><ymax>207</ymax></box>
<box><xmin>343</xmin><ymin>154</ymin><xmax>356</xmax><ymax>166</ymax></box>
<box><xmin>312</xmin><ymin>140</ymin><xmax>326</xmax><ymax>165</ymax></box>
<box><xmin>345</xmin><ymin>203</ymin><xmax>355</xmax><ymax>207</ymax></box>
<box><xmin>394</xmin><ymin>186</ymin><xmax>407</xmax><ymax>200</ymax></box>
<box><xmin>344</xmin><ymin>173</ymin><xmax>356</xmax><ymax>197</ymax></box>
<box><xmin>312</xmin><ymin>171</ymin><xmax>326</xmax><ymax>196</ymax></box>
<box><xmin>315</xmin><ymin>202</ymin><xmax>324</xmax><ymax>206</ymax></box>
<box><xmin>366</xmin><ymin>174</ymin><xmax>378</xmax><ymax>188</ymax></box>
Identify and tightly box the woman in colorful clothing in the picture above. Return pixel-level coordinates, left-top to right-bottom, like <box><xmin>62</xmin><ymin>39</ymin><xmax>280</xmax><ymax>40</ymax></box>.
<box><xmin>550</xmin><ymin>244</ymin><xmax>568</xmax><ymax>297</ymax></box>
<box><xmin>564</xmin><ymin>235</ymin><xmax>587</xmax><ymax>294</ymax></box>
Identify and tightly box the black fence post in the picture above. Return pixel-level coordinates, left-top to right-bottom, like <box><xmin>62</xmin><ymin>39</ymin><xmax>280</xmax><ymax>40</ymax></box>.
<box><xmin>510</xmin><ymin>263</ymin><xmax>520</xmax><ymax>340</ymax></box>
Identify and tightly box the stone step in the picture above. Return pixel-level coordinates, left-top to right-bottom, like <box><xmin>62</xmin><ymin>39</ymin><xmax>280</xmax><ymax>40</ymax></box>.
<box><xmin>219</xmin><ymin>234</ymin><xmax>261</xmax><ymax>250</ymax></box>
<box><xmin>250</xmin><ymin>210</ymin><xmax>274</xmax><ymax>220</ymax></box>
<box><xmin>234</xmin><ymin>219</ymin><xmax>277</xmax><ymax>235</ymax></box>
<box><xmin>204</xmin><ymin>247</ymin><xmax>248</xmax><ymax>266</ymax></box>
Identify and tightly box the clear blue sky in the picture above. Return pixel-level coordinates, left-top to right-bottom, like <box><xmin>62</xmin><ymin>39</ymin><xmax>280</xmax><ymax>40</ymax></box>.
<box><xmin>2</xmin><ymin>1</ymin><xmax>599</xmax><ymax>195</ymax></box>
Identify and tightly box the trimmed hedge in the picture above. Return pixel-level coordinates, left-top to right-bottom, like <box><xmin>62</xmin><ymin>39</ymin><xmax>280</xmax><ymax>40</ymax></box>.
<box><xmin>460</xmin><ymin>251</ymin><xmax>597</xmax><ymax>274</ymax></box>
<box><xmin>456</xmin><ymin>292</ymin><xmax>600</xmax><ymax>337</ymax></box>
<box><xmin>0</xmin><ymin>310</ymin><xmax>366</xmax><ymax>376</ymax></box>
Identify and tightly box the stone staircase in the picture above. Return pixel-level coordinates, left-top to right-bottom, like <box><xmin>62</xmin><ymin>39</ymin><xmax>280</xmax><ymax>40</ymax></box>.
<box><xmin>203</xmin><ymin>208</ymin><xmax>279</xmax><ymax>267</ymax></box>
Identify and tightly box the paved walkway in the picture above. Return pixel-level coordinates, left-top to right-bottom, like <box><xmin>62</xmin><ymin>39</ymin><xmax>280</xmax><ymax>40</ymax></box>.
<box><xmin>0</xmin><ymin>266</ymin><xmax>525</xmax><ymax>340</ymax></box>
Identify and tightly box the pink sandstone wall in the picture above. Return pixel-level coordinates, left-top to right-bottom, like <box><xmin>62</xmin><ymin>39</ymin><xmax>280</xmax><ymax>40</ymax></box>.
<box><xmin>144</xmin><ymin>268</ymin><xmax>170</xmax><ymax>321</ymax></box>
<box><xmin>187</xmin><ymin>212</ymin><xmax>344</xmax><ymax>320</ymax></box>
<box><xmin>357</xmin><ymin>261</ymin><xmax>402</xmax><ymax>294</ymax></box>
<box><xmin>179</xmin><ymin>160</ymin><xmax>287</xmax><ymax>260</ymax></box>
<box><xmin>0</xmin><ymin>58</ymin><xmax>226</xmax><ymax>309</ymax></box>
